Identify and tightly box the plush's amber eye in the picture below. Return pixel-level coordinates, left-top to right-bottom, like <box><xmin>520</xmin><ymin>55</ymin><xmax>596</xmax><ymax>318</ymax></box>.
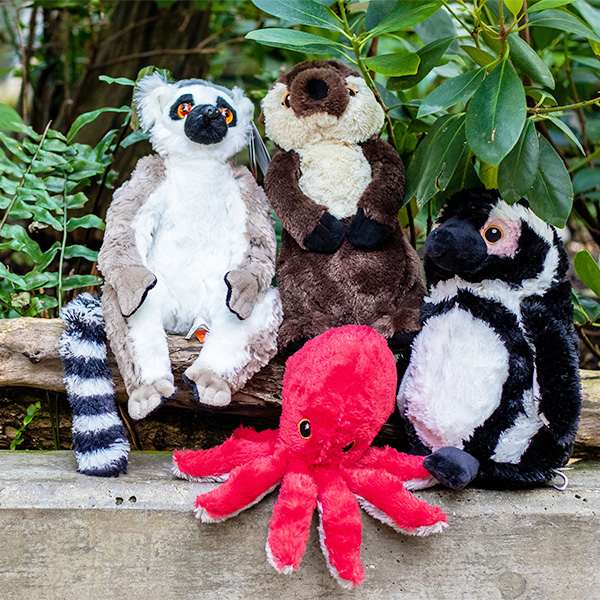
<box><xmin>283</xmin><ymin>92</ymin><xmax>291</xmax><ymax>109</ymax></box>
<box><xmin>342</xmin><ymin>441</ymin><xmax>354</xmax><ymax>453</ymax></box>
<box><xmin>298</xmin><ymin>419</ymin><xmax>311</xmax><ymax>439</ymax></box>
<box><xmin>483</xmin><ymin>226</ymin><xmax>503</xmax><ymax>244</ymax></box>
<box><xmin>347</xmin><ymin>86</ymin><xmax>357</xmax><ymax>97</ymax></box>
<box><xmin>220</xmin><ymin>107</ymin><xmax>234</xmax><ymax>124</ymax></box>
<box><xmin>177</xmin><ymin>103</ymin><xmax>193</xmax><ymax>119</ymax></box>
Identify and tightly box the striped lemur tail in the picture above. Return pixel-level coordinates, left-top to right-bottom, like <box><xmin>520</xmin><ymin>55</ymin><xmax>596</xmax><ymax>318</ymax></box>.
<box><xmin>60</xmin><ymin>293</ymin><xmax>130</xmax><ymax>476</ymax></box>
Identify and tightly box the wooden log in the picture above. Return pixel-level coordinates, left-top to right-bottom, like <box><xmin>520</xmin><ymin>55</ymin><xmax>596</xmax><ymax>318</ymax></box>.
<box><xmin>1</xmin><ymin>317</ymin><xmax>599</xmax><ymax>454</ymax></box>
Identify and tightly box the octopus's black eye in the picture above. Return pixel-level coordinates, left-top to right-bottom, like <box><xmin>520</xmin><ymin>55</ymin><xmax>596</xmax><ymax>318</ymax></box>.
<box><xmin>347</xmin><ymin>86</ymin><xmax>357</xmax><ymax>97</ymax></box>
<box><xmin>483</xmin><ymin>225</ymin><xmax>503</xmax><ymax>244</ymax></box>
<box><xmin>342</xmin><ymin>441</ymin><xmax>354</xmax><ymax>453</ymax></box>
<box><xmin>283</xmin><ymin>92</ymin><xmax>291</xmax><ymax>109</ymax></box>
<box><xmin>298</xmin><ymin>419</ymin><xmax>311</xmax><ymax>439</ymax></box>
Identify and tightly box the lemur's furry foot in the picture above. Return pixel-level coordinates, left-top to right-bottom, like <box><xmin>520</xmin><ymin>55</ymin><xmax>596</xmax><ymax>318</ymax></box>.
<box><xmin>128</xmin><ymin>378</ymin><xmax>175</xmax><ymax>420</ymax></box>
<box><xmin>183</xmin><ymin>364</ymin><xmax>231</xmax><ymax>407</ymax></box>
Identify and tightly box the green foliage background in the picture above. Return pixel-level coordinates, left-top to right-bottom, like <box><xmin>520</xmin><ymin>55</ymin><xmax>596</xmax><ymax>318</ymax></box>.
<box><xmin>0</xmin><ymin>0</ymin><xmax>599</xmax><ymax>329</ymax></box>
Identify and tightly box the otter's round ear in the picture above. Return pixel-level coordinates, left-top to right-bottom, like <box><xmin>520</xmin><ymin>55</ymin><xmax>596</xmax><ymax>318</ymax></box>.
<box><xmin>134</xmin><ymin>72</ymin><xmax>172</xmax><ymax>132</ymax></box>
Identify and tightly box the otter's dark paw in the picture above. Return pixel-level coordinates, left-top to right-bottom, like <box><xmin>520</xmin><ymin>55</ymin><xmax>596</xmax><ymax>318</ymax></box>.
<box><xmin>347</xmin><ymin>208</ymin><xmax>392</xmax><ymax>249</ymax></box>
<box><xmin>423</xmin><ymin>447</ymin><xmax>480</xmax><ymax>490</ymax></box>
<box><xmin>304</xmin><ymin>211</ymin><xmax>345</xmax><ymax>253</ymax></box>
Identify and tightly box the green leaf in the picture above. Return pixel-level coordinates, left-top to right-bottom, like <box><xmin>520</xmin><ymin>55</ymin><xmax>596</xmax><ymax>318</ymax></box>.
<box><xmin>528</xmin><ymin>9</ymin><xmax>600</xmax><ymax>42</ymax></box>
<box><xmin>364</xmin><ymin>52</ymin><xmax>421</xmax><ymax>77</ymax></box>
<box><xmin>0</xmin><ymin>263</ymin><xmax>26</xmax><ymax>288</ymax></box>
<box><xmin>465</xmin><ymin>60</ymin><xmax>527</xmax><ymax>166</ymax></box>
<box><xmin>498</xmin><ymin>118</ymin><xmax>539</xmax><ymax>204</ymax></box>
<box><xmin>66</xmin><ymin>215</ymin><xmax>105</xmax><ymax>232</ymax></box>
<box><xmin>99</xmin><ymin>75</ymin><xmax>136</xmax><ymax>86</ymax></box>
<box><xmin>367</xmin><ymin>1</ymin><xmax>442</xmax><ymax>38</ymax></box>
<box><xmin>415</xmin><ymin>7</ymin><xmax>459</xmax><ymax>52</ymax></box>
<box><xmin>527</xmin><ymin>0</ymin><xmax>576</xmax><ymax>12</ymax></box>
<box><xmin>405</xmin><ymin>113</ymin><xmax>468</xmax><ymax>207</ymax></box>
<box><xmin>246</xmin><ymin>29</ymin><xmax>345</xmax><ymax>55</ymax></box>
<box><xmin>479</xmin><ymin>161</ymin><xmax>499</xmax><ymax>189</ymax></box>
<box><xmin>63</xmin><ymin>244</ymin><xmax>99</xmax><ymax>262</ymax></box>
<box><xmin>387</xmin><ymin>37</ymin><xmax>454</xmax><ymax>91</ymax></box>
<box><xmin>506</xmin><ymin>0</ymin><xmax>524</xmax><ymax>17</ymax></box>
<box><xmin>67</xmin><ymin>106</ymin><xmax>130</xmax><ymax>143</ymax></box>
<box><xmin>574</xmin><ymin>250</ymin><xmax>600</xmax><ymax>297</ymax></box>
<box><xmin>0</xmin><ymin>103</ymin><xmax>24</xmax><ymax>132</ymax></box>
<box><xmin>527</xmin><ymin>136</ymin><xmax>573</xmax><ymax>227</ymax></box>
<box><xmin>573</xmin><ymin>168</ymin><xmax>600</xmax><ymax>194</ymax></box>
<box><xmin>507</xmin><ymin>34</ymin><xmax>555</xmax><ymax>88</ymax></box>
<box><xmin>418</xmin><ymin>68</ymin><xmax>486</xmax><ymax>118</ymax></box>
<box><xmin>543</xmin><ymin>115</ymin><xmax>585</xmax><ymax>155</ymax></box>
<box><xmin>120</xmin><ymin>129</ymin><xmax>148</xmax><ymax>149</ymax></box>
<box><xmin>251</xmin><ymin>0</ymin><xmax>341</xmax><ymax>31</ymax></box>
<box><xmin>0</xmin><ymin>224</ymin><xmax>44</xmax><ymax>263</ymax></box>
<box><xmin>19</xmin><ymin>271</ymin><xmax>52</xmax><ymax>291</ymax></box>
<box><xmin>66</xmin><ymin>192</ymin><xmax>90</xmax><ymax>209</ymax></box>
<box><xmin>60</xmin><ymin>274</ymin><xmax>103</xmax><ymax>291</ymax></box>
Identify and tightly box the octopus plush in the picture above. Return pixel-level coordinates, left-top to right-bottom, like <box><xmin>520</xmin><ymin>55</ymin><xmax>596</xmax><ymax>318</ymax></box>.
<box><xmin>261</xmin><ymin>60</ymin><xmax>426</xmax><ymax>354</ymax></box>
<box><xmin>173</xmin><ymin>325</ymin><xmax>447</xmax><ymax>589</ymax></box>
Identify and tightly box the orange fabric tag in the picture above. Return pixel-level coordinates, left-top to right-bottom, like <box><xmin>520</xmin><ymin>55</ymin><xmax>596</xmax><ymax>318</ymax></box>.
<box><xmin>195</xmin><ymin>329</ymin><xmax>208</xmax><ymax>343</ymax></box>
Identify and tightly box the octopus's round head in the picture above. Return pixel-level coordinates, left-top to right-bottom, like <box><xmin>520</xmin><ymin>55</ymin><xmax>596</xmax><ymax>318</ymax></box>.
<box><xmin>279</xmin><ymin>325</ymin><xmax>397</xmax><ymax>467</ymax></box>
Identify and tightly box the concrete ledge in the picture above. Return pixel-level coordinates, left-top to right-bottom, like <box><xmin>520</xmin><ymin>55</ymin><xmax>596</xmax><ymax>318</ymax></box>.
<box><xmin>0</xmin><ymin>452</ymin><xmax>599</xmax><ymax>600</ymax></box>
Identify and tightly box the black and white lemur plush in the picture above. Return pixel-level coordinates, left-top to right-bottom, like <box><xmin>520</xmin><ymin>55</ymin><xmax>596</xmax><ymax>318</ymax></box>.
<box><xmin>60</xmin><ymin>74</ymin><xmax>282</xmax><ymax>476</ymax></box>
<box><xmin>397</xmin><ymin>189</ymin><xmax>581</xmax><ymax>489</ymax></box>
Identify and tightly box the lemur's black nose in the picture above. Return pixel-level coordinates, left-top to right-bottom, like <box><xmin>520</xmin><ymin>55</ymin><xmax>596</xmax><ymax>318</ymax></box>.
<box><xmin>306</xmin><ymin>78</ymin><xmax>329</xmax><ymax>100</ymax></box>
<box><xmin>201</xmin><ymin>105</ymin><xmax>221</xmax><ymax>120</ymax></box>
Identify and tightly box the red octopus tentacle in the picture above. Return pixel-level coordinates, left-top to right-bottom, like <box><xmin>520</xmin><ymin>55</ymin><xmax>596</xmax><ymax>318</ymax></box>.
<box><xmin>173</xmin><ymin>426</ymin><xmax>277</xmax><ymax>482</ymax></box>
<box><xmin>266</xmin><ymin>459</ymin><xmax>318</xmax><ymax>575</ymax></box>
<box><xmin>195</xmin><ymin>451</ymin><xmax>288</xmax><ymax>522</ymax></box>
<box><xmin>344</xmin><ymin>467</ymin><xmax>447</xmax><ymax>536</ymax></box>
<box><xmin>315</xmin><ymin>471</ymin><xmax>365</xmax><ymax>589</ymax></box>
<box><xmin>357</xmin><ymin>447</ymin><xmax>436</xmax><ymax>489</ymax></box>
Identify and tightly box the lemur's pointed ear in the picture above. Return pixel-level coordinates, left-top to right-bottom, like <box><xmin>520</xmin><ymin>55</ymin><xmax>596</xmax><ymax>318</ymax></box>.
<box><xmin>134</xmin><ymin>73</ymin><xmax>172</xmax><ymax>132</ymax></box>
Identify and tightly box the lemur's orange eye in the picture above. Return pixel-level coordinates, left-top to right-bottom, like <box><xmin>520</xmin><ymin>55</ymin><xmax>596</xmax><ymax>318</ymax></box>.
<box><xmin>283</xmin><ymin>92</ymin><xmax>291</xmax><ymax>109</ymax></box>
<box><xmin>220</xmin><ymin>107</ymin><xmax>234</xmax><ymax>124</ymax></box>
<box><xmin>177</xmin><ymin>103</ymin><xmax>193</xmax><ymax>119</ymax></box>
<box><xmin>347</xmin><ymin>86</ymin><xmax>357</xmax><ymax>97</ymax></box>
<box><xmin>483</xmin><ymin>225</ymin><xmax>503</xmax><ymax>244</ymax></box>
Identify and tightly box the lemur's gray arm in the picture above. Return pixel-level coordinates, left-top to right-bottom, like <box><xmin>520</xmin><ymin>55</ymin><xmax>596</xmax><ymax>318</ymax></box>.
<box><xmin>225</xmin><ymin>166</ymin><xmax>277</xmax><ymax>320</ymax></box>
<box><xmin>98</xmin><ymin>155</ymin><xmax>166</xmax><ymax>318</ymax></box>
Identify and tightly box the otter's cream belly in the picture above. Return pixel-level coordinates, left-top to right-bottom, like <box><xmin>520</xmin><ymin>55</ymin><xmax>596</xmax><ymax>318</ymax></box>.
<box><xmin>399</xmin><ymin>307</ymin><xmax>510</xmax><ymax>451</ymax></box>
<box><xmin>297</xmin><ymin>142</ymin><xmax>371</xmax><ymax>219</ymax></box>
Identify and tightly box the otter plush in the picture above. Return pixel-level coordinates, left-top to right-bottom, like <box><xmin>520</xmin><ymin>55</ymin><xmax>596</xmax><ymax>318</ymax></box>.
<box><xmin>262</xmin><ymin>60</ymin><xmax>425</xmax><ymax>353</ymax></box>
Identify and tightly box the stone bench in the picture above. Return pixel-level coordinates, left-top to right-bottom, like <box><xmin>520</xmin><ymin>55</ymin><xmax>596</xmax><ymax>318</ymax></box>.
<box><xmin>0</xmin><ymin>451</ymin><xmax>598</xmax><ymax>600</ymax></box>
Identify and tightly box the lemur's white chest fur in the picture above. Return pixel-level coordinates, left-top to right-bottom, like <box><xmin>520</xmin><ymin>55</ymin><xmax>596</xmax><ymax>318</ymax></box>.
<box><xmin>297</xmin><ymin>142</ymin><xmax>371</xmax><ymax>219</ymax></box>
<box><xmin>132</xmin><ymin>156</ymin><xmax>248</xmax><ymax>329</ymax></box>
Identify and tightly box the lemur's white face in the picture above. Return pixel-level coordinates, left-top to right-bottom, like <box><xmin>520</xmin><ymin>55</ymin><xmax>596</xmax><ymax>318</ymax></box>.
<box><xmin>135</xmin><ymin>73</ymin><xmax>254</xmax><ymax>160</ymax></box>
<box><xmin>262</xmin><ymin>75</ymin><xmax>384</xmax><ymax>150</ymax></box>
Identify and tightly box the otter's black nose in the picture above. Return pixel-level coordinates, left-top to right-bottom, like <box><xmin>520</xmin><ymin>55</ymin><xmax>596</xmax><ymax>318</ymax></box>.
<box><xmin>201</xmin><ymin>105</ymin><xmax>221</xmax><ymax>120</ymax></box>
<box><xmin>306</xmin><ymin>78</ymin><xmax>329</xmax><ymax>100</ymax></box>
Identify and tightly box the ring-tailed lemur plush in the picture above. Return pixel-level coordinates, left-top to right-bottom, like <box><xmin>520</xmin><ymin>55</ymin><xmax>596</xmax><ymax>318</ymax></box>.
<box><xmin>397</xmin><ymin>189</ymin><xmax>581</xmax><ymax>489</ymax></box>
<box><xmin>61</xmin><ymin>74</ymin><xmax>282</xmax><ymax>476</ymax></box>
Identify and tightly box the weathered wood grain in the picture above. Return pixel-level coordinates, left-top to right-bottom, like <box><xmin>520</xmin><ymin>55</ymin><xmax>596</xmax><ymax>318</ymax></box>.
<box><xmin>1</xmin><ymin>317</ymin><xmax>599</xmax><ymax>454</ymax></box>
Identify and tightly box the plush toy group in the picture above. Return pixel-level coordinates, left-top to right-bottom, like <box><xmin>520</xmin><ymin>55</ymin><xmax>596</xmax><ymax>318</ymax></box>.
<box><xmin>60</xmin><ymin>60</ymin><xmax>581</xmax><ymax>587</ymax></box>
